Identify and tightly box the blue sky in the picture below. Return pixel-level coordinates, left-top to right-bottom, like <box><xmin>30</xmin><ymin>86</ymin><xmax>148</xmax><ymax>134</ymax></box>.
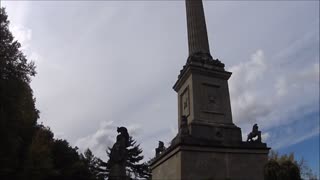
<box><xmin>279</xmin><ymin>133</ymin><xmax>319</xmax><ymax>177</ymax></box>
<box><xmin>2</xmin><ymin>0</ymin><xmax>319</xmax><ymax>177</ymax></box>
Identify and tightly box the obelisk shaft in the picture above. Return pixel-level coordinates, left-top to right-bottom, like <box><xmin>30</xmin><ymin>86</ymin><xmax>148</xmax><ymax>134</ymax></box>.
<box><xmin>186</xmin><ymin>0</ymin><xmax>210</xmax><ymax>56</ymax></box>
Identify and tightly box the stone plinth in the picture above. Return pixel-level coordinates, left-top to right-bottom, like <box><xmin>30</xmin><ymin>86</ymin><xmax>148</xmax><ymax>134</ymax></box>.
<box><xmin>173</xmin><ymin>56</ymin><xmax>242</xmax><ymax>145</ymax></box>
<box><xmin>151</xmin><ymin>139</ymin><xmax>269</xmax><ymax>180</ymax></box>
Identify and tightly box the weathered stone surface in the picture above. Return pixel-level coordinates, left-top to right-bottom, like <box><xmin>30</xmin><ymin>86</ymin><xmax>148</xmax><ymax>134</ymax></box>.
<box><xmin>152</xmin><ymin>148</ymin><xmax>182</xmax><ymax>180</ymax></box>
<box><xmin>186</xmin><ymin>0</ymin><xmax>210</xmax><ymax>56</ymax></box>
<box><xmin>173</xmin><ymin>60</ymin><xmax>241</xmax><ymax>144</ymax></box>
<box><xmin>151</xmin><ymin>143</ymin><xmax>269</xmax><ymax>180</ymax></box>
<box><xmin>155</xmin><ymin>141</ymin><xmax>166</xmax><ymax>157</ymax></box>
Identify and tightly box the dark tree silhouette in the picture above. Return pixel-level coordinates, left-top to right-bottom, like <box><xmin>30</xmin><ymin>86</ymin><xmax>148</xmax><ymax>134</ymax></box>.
<box><xmin>0</xmin><ymin>8</ymin><xmax>102</xmax><ymax>180</ymax></box>
<box><xmin>22</xmin><ymin>125</ymin><xmax>56</xmax><ymax>180</ymax></box>
<box><xmin>81</xmin><ymin>149</ymin><xmax>105</xmax><ymax>180</ymax></box>
<box><xmin>264</xmin><ymin>159</ymin><xmax>281</xmax><ymax>180</ymax></box>
<box><xmin>125</xmin><ymin>137</ymin><xmax>151</xmax><ymax>179</ymax></box>
<box><xmin>50</xmin><ymin>139</ymin><xmax>92</xmax><ymax>180</ymax></box>
<box><xmin>0</xmin><ymin>7</ymin><xmax>38</xmax><ymax>179</ymax></box>
<box><xmin>264</xmin><ymin>151</ymin><xmax>317</xmax><ymax>180</ymax></box>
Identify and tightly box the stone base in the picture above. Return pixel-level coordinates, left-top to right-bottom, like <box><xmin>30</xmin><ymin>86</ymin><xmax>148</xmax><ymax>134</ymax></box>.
<box><xmin>189</xmin><ymin>122</ymin><xmax>242</xmax><ymax>145</ymax></box>
<box><xmin>151</xmin><ymin>143</ymin><xmax>269</xmax><ymax>180</ymax></box>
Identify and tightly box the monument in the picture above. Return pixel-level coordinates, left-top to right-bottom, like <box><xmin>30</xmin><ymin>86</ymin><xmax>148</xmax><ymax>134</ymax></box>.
<box><xmin>107</xmin><ymin>127</ymin><xmax>130</xmax><ymax>180</ymax></box>
<box><xmin>150</xmin><ymin>0</ymin><xmax>270</xmax><ymax>179</ymax></box>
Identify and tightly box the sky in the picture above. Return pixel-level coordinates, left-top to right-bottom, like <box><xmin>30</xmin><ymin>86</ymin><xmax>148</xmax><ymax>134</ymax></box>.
<box><xmin>2</xmin><ymin>0</ymin><xmax>319</xmax><ymax>176</ymax></box>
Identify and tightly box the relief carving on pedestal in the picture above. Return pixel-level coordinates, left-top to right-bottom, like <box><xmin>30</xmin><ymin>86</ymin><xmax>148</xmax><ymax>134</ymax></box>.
<box><xmin>201</xmin><ymin>83</ymin><xmax>222</xmax><ymax>113</ymax></box>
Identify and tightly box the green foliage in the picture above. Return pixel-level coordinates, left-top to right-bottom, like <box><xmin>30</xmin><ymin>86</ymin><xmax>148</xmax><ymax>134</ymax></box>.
<box><xmin>126</xmin><ymin>137</ymin><xmax>145</xmax><ymax>178</ymax></box>
<box><xmin>50</xmin><ymin>139</ymin><xmax>93</xmax><ymax>180</ymax></box>
<box><xmin>21</xmin><ymin>125</ymin><xmax>56</xmax><ymax>180</ymax></box>
<box><xmin>81</xmin><ymin>149</ymin><xmax>105</xmax><ymax>180</ymax></box>
<box><xmin>279</xmin><ymin>160</ymin><xmax>301</xmax><ymax>180</ymax></box>
<box><xmin>0</xmin><ymin>7</ymin><xmax>38</xmax><ymax>179</ymax></box>
<box><xmin>264</xmin><ymin>159</ymin><xmax>281</xmax><ymax>180</ymax></box>
<box><xmin>265</xmin><ymin>151</ymin><xmax>318</xmax><ymax>180</ymax></box>
<box><xmin>0</xmin><ymin>8</ymin><xmax>103</xmax><ymax>180</ymax></box>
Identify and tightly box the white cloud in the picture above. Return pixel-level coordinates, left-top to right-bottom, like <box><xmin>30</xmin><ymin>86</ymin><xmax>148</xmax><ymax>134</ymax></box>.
<box><xmin>75</xmin><ymin>121</ymin><xmax>116</xmax><ymax>160</ymax></box>
<box><xmin>262</xmin><ymin>132</ymin><xmax>270</xmax><ymax>142</ymax></box>
<box><xmin>75</xmin><ymin>121</ymin><xmax>142</xmax><ymax>161</ymax></box>
<box><xmin>246</xmin><ymin>50</ymin><xmax>267</xmax><ymax>83</ymax></box>
<box><xmin>228</xmin><ymin>46</ymin><xmax>319</xmax><ymax>149</ymax></box>
<box><xmin>11</xmin><ymin>24</ymin><xmax>32</xmax><ymax>50</ymax></box>
<box><xmin>272</xmin><ymin>126</ymin><xmax>319</xmax><ymax>150</ymax></box>
<box><xmin>8</xmin><ymin>23</ymin><xmax>43</xmax><ymax>64</ymax></box>
<box><xmin>228</xmin><ymin>49</ymin><xmax>266</xmax><ymax>89</ymax></box>
<box><xmin>229</xmin><ymin>49</ymin><xmax>271</xmax><ymax>124</ymax></box>
<box><xmin>275</xmin><ymin>63</ymin><xmax>319</xmax><ymax>97</ymax></box>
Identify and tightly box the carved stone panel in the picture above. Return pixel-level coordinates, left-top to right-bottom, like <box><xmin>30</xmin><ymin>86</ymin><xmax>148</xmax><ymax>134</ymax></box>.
<box><xmin>201</xmin><ymin>83</ymin><xmax>222</xmax><ymax>112</ymax></box>
<box><xmin>200</xmin><ymin>83</ymin><xmax>225</xmax><ymax>122</ymax></box>
<box><xmin>181</xmin><ymin>87</ymin><xmax>190</xmax><ymax>117</ymax></box>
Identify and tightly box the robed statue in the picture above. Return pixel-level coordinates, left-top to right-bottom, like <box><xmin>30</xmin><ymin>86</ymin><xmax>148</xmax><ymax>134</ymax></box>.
<box><xmin>107</xmin><ymin>127</ymin><xmax>130</xmax><ymax>180</ymax></box>
<box><xmin>155</xmin><ymin>141</ymin><xmax>166</xmax><ymax>157</ymax></box>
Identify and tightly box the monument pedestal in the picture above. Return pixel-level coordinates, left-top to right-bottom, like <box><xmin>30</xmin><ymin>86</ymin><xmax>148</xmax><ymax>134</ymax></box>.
<box><xmin>150</xmin><ymin>56</ymin><xmax>271</xmax><ymax>179</ymax></box>
<box><xmin>151</xmin><ymin>137</ymin><xmax>269</xmax><ymax>180</ymax></box>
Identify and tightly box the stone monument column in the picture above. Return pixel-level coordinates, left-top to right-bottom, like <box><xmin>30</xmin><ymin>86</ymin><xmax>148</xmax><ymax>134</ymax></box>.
<box><xmin>186</xmin><ymin>0</ymin><xmax>210</xmax><ymax>56</ymax></box>
<box><xmin>151</xmin><ymin>0</ymin><xmax>270</xmax><ymax>179</ymax></box>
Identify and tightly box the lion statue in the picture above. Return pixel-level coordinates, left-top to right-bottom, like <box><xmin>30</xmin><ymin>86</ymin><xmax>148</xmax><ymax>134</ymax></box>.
<box><xmin>247</xmin><ymin>124</ymin><xmax>261</xmax><ymax>142</ymax></box>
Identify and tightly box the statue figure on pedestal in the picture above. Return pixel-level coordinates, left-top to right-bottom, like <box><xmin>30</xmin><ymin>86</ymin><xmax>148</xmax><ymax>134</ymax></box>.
<box><xmin>179</xmin><ymin>115</ymin><xmax>189</xmax><ymax>137</ymax></box>
<box><xmin>107</xmin><ymin>127</ymin><xmax>130</xmax><ymax>180</ymax></box>
<box><xmin>155</xmin><ymin>141</ymin><xmax>166</xmax><ymax>157</ymax></box>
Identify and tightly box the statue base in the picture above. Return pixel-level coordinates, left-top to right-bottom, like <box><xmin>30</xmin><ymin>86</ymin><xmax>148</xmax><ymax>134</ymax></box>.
<box><xmin>151</xmin><ymin>136</ymin><xmax>269</xmax><ymax>180</ymax></box>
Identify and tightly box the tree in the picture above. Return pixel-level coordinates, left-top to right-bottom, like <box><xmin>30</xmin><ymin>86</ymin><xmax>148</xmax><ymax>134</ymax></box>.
<box><xmin>264</xmin><ymin>159</ymin><xmax>281</xmax><ymax>180</ymax></box>
<box><xmin>81</xmin><ymin>149</ymin><xmax>105</xmax><ymax>180</ymax></box>
<box><xmin>21</xmin><ymin>124</ymin><xmax>56</xmax><ymax>180</ymax></box>
<box><xmin>102</xmin><ymin>136</ymin><xmax>151</xmax><ymax>179</ymax></box>
<box><xmin>264</xmin><ymin>151</ymin><xmax>318</xmax><ymax>180</ymax></box>
<box><xmin>0</xmin><ymin>8</ymin><xmax>104</xmax><ymax>180</ymax></box>
<box><xmin>0</xmin><ymin>7</ymin><xmax>38</xmax><ymax>179</ymax></box>
<box><xmin>50</xmin><ymin>139</ymin><xmax>90</xmax><ymax>180</ymax></box>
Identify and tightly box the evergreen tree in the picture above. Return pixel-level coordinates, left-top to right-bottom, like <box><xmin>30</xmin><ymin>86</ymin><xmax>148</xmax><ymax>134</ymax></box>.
<box><xmin>0</xmin><ymin>7</ymin><xmax>38</xmax><ymax>179</ymax></box>
<box><xmin>50</xmin><ymin>139</ymin><xmax>90</xmax><ymax>180</ymax></box>
<box><xmin>125</xmin><ymin>137</ymin><xmax>151</xmax><ymax>179</ymax></box>
<box><xmin>81</xmin><ymin>149</ymin><xmax>105</xmax><ymax>180</ymax></box>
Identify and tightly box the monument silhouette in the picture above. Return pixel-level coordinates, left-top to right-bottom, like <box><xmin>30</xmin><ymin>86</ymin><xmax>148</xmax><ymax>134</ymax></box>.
<box><xmin>150</xmin><ymin>0</ymin><xmax>270</xmax><ymax>179</ymax></box>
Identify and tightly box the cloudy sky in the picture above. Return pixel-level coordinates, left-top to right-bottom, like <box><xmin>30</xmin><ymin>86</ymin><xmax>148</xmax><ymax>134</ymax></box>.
<box><xmin>2</xmin><ymin>0</ymin><xmax>319</xmax><ymax>175</ymax></box>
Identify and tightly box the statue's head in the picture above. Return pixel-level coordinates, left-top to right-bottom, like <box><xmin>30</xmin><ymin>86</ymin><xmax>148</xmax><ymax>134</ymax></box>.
<box><xmin>116</xmin><ymin>127</ymin><xmax>130</xmax><ymax>146</ymax></box>
<box><xmin>159</xmin><ymin>141</ymin><xmax>164</xmax><ymax>147</ymax></box>
<box><xmin>117</xmin><ymin>127</ymin><xmax>128</xmax><ymax>134</ymax></box>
